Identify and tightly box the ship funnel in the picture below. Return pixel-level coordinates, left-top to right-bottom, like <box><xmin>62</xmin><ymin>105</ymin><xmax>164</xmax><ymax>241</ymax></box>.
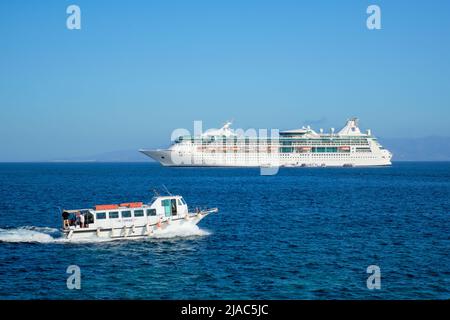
<box><xmin>337</xmin><ymin>118</ymin><xmax>362</xmax><ymax>136</ymax></box>
<box><xmin>367</xmin><ymin>129</ymin><xmax>371</xmax><ymax>136</ymax></box>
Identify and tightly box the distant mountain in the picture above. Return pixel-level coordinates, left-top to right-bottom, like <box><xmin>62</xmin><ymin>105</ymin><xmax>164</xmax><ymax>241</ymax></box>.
<box><xmin>52</xmin><ymin>149</ymin><xmax>151</xmax><ymax>162</ymax></box>
<box><xmin>51</xmin><ymin>136</ymin><xmax>450</xmax><ymax>162</ymax></box>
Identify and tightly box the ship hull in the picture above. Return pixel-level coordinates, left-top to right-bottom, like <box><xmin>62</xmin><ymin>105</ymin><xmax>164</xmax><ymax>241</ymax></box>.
<box><xmin>140</xmin><ymin>149</ymin><xmax>392</xmax><ymax>167</ymax></box>
<box><xmin>140</xmin><ymin>149</ymin><xmax>175</xmax><ymax>166</ymax></box>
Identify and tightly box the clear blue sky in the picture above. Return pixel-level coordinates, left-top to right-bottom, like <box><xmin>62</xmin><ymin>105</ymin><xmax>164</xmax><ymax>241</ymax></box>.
<box><xmin>1</xmin><ymin>0</ymin><xmax>449</xmax><ymax>161</ymax></box>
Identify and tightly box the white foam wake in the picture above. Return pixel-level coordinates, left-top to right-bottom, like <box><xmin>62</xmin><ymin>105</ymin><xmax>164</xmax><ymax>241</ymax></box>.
<box><xmin>0</xmin><ymin>226</ymin><xmax>63</xmax><ymax>243</ymax></box>
<box><xmin>0</xmin><ymin>224</ymin><xmax>210</xmax><ymax>243</ymax></box>
<box><xmin>152</xmin><ymin>223</ymin><xmax>210</xmax><ymax>239</ymax></box>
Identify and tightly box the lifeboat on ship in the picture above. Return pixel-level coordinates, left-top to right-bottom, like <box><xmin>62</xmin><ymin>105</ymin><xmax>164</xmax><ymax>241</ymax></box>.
<box><xmin>297</xmin><ymin>146</ymin><xmax>312</xmax><ymax>153</ymax></box>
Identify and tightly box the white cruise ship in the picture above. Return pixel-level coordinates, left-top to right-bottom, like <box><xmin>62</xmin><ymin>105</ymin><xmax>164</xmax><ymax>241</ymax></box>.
<box><xmin>140</xmin><ymin>118</ymin><xmax>392</xmax><ymax>167</ymax></box>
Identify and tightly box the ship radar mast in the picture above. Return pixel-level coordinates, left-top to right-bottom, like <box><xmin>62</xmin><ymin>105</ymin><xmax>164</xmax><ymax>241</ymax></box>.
<box><xmin>202</xmin><ymin>120</ymin><xmax>236</xmax><ymax>137</ymax></box>
<box><xmin>222</xmin><ymin>120</ymin><xmax>233</xmax><ymax>130</ymax></box>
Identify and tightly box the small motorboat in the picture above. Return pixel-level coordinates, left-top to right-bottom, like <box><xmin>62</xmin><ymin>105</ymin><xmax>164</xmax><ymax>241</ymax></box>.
<box><xmin>61</xmin><ymin>195</ymin><xmax>218</xmax><ymax>241</ymax></box>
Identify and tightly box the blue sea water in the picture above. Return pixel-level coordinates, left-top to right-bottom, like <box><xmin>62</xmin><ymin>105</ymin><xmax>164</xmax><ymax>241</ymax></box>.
<box><xmin>0</xmin><ymin>162</ymin><xmax>449</xmax><ymax>299</ymax></box>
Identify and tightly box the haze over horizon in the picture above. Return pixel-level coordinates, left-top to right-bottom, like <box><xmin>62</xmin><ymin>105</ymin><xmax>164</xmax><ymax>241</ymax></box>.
<box><xmin>1</xmin><ymin>1</ymin><xmax>450</xmax><ymax>161</ymax></box>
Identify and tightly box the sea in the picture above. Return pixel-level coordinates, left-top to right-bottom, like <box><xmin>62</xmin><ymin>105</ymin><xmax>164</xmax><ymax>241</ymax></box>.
<box><xmin>0</xmin><ymin>162</ymin><xmax>449</xmax><ymax>299</ymax></box>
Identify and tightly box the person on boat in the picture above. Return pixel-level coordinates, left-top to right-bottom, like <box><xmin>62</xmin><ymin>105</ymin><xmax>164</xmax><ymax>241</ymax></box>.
<box><xmin>62</xmin><ymin>211</ymin><xmax>70</xmax><ymax>229</ymax></box>
<box><xmin>75</xmin><ymin>212</ymin><xmax>82</xmax><ymax>228</ymax></box>
<box><xmin>69</xmin><ymin>212</ymin><xmax>77</xmax><ymax>226</ymax></box>
<box><xmin>79</xmin><ymin>213</ymin><xmax>85</xmax><ymax>228</ymax></box>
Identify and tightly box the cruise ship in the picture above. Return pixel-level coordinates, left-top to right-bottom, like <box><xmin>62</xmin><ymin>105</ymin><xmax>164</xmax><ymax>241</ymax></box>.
<box><xmin>140</xmin><ymin>118</ymin><xmax>392</xmax><ymax>167</ymax></box>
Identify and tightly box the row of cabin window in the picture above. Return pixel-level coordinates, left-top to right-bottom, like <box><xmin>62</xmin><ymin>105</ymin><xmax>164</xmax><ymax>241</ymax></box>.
<box><xmin>96</xmin><ymin>209</ymin><xmax>157</xmax><ymax>220</ymax></box>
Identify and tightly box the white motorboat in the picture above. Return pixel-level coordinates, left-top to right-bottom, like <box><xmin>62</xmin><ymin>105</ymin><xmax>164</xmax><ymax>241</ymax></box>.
<box><xmin>61</xmin><ymin>195</ymin><xmax>218</xmax><ymax>241</ymax></box>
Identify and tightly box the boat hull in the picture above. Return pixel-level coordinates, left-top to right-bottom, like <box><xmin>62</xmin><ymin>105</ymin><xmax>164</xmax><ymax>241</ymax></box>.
<box><xmin>63</xmin><ymin>214</ymin><xmax>207</xmax><ymax>241</ymax></box>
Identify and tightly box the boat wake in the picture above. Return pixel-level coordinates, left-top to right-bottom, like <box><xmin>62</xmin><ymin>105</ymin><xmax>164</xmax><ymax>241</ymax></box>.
<box><xmin>0</xmin><ymin>226</ymin><xmax>63</xmax><ymax>243</ymax></box>
<box><xmin>152</xmin><ymin>223</ymin><xmax>210</xmax><ymax>239</ymax></box>
<box><xmin>0</xmin><ymin>224</ymin><xmax>210</xmax><ymax>244</ymax></box>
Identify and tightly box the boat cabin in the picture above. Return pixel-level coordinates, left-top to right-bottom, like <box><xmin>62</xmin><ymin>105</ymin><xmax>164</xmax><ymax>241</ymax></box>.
<box><xmin>61</xmin><ymin>195</ymin><xmax>189</xmax><ymax>230</ymax></box>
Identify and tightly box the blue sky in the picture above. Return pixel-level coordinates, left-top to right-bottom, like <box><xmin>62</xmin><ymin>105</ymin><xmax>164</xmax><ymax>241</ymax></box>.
<box><xmin>1</xmin><ymin>0</ymin><xmax>449</xmax><ymax>161</ymax></box>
